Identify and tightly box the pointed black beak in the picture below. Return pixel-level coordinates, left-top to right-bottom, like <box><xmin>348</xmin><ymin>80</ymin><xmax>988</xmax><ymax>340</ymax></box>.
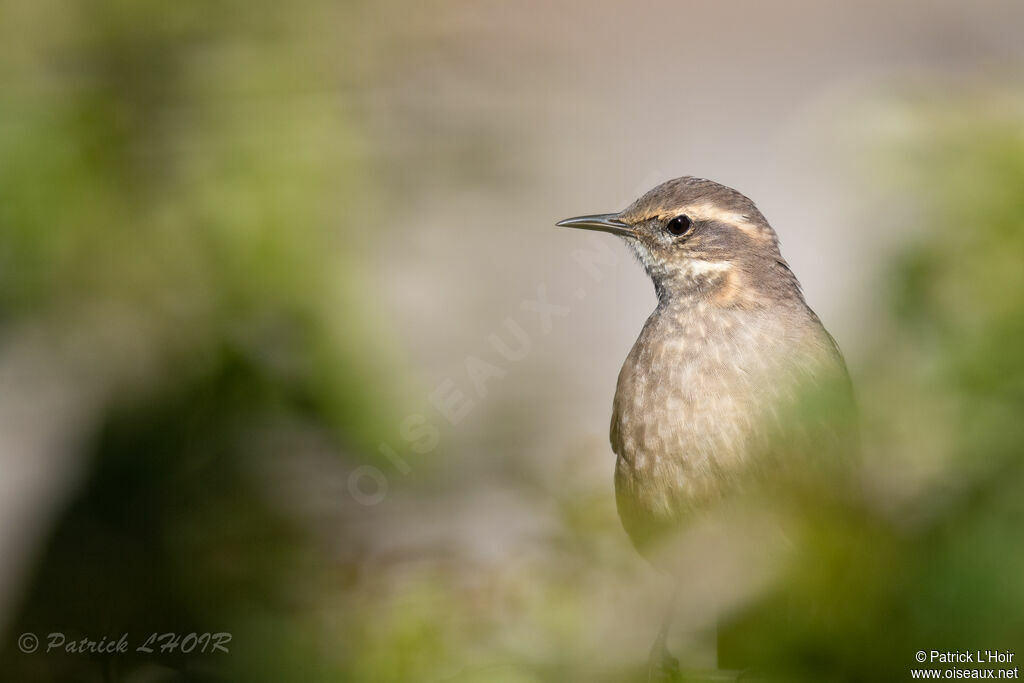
<box><xmin>555</xmin><ymin>213</ymin><xmax>636</xmax><ymax>238</ymax></box>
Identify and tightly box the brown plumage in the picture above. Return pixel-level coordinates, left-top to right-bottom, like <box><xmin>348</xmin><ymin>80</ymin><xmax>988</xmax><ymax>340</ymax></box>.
<box><xmin>557</xmin><ymin>176</ymin><xmax>854</xmax><ymax>673</ymax></box>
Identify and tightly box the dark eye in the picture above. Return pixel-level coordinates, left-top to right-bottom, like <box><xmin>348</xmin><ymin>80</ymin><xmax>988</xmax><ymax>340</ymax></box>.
<box><xmin>666</xmin><ymin>214</ymin><xmax>692</xmax><ymax>236</ymax></box>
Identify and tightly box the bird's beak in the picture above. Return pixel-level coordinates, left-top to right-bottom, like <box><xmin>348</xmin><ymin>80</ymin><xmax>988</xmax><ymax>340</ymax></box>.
<box><xmin>555</xmin><ymin>213</ymin><xmax>636</xmax><ymax>238</ymax></box>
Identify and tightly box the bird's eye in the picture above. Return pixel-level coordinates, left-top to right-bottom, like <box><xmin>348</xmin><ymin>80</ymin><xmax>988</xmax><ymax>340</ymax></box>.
<box><xmin>665</xmin><ymin>215</ymin><xmax>693</xmax><ymax>236</ymax></box>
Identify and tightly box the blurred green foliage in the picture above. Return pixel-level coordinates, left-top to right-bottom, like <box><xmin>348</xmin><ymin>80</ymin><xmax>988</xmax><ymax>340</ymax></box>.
<box><xmin>0</xmin><ymin>0</ymin><xmax>400</xmax><ymax>451</ymax></box>
<box><xmin>720</xmin><ymin>95</ymin><xmax>1024</xmax><ymax>681</ymax></box>
<box><xmin>0</xmin><ymin>0</ymin><xmax>408</xmax><ymax>680</ymax></box>
<box><xmin>1</xmin><ymin>0</ymin><xmax>1022</xmax><ymax>679</ymax></box>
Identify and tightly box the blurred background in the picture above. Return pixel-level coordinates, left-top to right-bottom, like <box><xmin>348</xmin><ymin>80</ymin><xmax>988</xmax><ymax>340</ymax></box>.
<box><xmin>1</xmin><ymin>0</ymin><xmax>1023</xmax><ymax>680</ymax></box>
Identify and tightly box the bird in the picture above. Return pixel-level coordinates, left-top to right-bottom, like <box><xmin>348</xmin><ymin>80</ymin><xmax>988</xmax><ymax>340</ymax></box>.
<box><xmin>556</xmin><ymin>176</ymin><xmax>855</xmax><ymax>678</ymax></box>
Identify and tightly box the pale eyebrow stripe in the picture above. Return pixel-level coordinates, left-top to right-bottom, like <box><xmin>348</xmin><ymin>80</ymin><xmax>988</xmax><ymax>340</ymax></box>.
<box><xmin>627</xmin><ymin>203</ymin><xmax>764</xmax><ymax>237</ymax></box>
<box><xmin>689</xmin><ymin>204</ymin><xmax>766</xmax><ymax>237</ymax></box>
<box><xmin>687</xmin><ymin>203</ymin><xmax>751</xmax><ymax>228</ymax></box>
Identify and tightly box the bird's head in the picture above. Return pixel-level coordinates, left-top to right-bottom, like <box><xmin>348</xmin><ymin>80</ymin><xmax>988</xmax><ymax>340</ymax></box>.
<box><xmin>557</xmin><ymin>176</ymin><xmax>800</xmax><ymax>306</ymax></box>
